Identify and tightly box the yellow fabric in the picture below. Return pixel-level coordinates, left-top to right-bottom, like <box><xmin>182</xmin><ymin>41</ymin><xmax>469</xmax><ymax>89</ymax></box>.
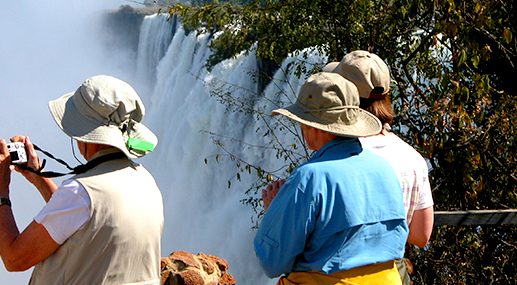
<box><xmin>277</xmin><ymin>260</ymin><xmax>402</xmax><ymax>285</ymax></box>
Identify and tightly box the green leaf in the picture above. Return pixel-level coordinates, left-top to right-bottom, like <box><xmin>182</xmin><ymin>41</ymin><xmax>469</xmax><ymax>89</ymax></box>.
<box><xmin>472</xmin><ymin>55</ymin><xmax>480</xmax><ymax>68</ymax></box>
<box><xmin>458</xmin><ymin>49</ymin><xmax>467</xmax><ymax>67</ymax></box>
<box><xmin>461</xmin><ymin>86</ymin><xmax>470</xmax><ymax>102</ymax></box>
<box><xmin>503</xmin><ymin>27</ymin><xmax>512</xmax><ymax>44</ymax></box>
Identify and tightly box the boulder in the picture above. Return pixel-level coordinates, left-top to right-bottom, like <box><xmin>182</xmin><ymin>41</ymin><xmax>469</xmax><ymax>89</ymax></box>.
<box><xmin>161</xmin><ymin>251</ymin><xmax>236</xmax><ymax>285</ymax></box>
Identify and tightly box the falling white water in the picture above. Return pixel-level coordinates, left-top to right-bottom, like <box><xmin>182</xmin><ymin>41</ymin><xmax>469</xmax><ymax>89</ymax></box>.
<box><xmin>136</xmin><ymin>14</ymin><xmax>327</xmax><ymax>284</ymax></box>
<box><xmin>135</xmin><ymin>14</ymin><xmax>176</xmax><ymax>90</ymax></box>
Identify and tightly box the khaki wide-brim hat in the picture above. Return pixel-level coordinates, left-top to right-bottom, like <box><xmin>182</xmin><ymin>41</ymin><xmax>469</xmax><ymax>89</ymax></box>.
<box><xmin>324</xmin><ymin>50</ymin><xmax>391</xmax><ymax>99</ymax></box>
<box><xmin>272</xmin><ymin>72</ymin><xmax>381</xmax><ymax>137</ymax></box>
<box><xmin>49</xmin><ymin>75</ymin><xmax>158</xmax><ymax>159</ymax></box>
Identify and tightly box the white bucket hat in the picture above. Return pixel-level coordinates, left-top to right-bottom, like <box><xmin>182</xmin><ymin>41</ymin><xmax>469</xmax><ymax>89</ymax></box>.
<box><xmin>272</xmin><ymin>72</ymin><xmax>381</xmax><ymax>137</ymax></box>
<box><xmin>48</xmin><ymin>75</ymin><xmax>158</xmax><ymax>159</ymax></box>
<box><xmin>323</xmin><ymin>50</ymin><xmax>391</xmax><ymax>99</ymax></box>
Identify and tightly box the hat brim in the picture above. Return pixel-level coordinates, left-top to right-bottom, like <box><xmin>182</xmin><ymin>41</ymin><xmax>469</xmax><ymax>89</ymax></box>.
<box><xmin>49</xmin><ymin>91</ymin><xmax>158</xmax><ymax>159</ymax></box>
<box><xmin>272</xmin><ymin>103</ymin><xmax>381</xmax><ymax>138</ymax></box>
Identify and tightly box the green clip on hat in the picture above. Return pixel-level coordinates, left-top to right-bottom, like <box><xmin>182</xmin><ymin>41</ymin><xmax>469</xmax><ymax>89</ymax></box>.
<box><xmin>48</xmin><ymin>75</ymin><xmax>158</xmax><ymax>159</ymax></box>
<box><xmin>272</xmin><ymin>72</ymin><xmax>381</xmax><ymax>137</ymax></box>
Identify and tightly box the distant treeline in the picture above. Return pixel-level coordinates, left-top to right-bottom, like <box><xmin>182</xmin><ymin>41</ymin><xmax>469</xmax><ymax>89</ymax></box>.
<box><xmin>143</xmin><ymin>0</ymin><xmax>252</xmax><ymax>7</ymax></box>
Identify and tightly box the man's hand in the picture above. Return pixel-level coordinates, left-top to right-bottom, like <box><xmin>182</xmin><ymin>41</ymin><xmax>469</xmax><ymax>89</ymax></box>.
<box><xmin>262</xmin><ymin>179</ymin><xmax>286</xmax><ymax>212</ymax></box>
<box><xmin>0</xmin><ymin>139</ymin><xmax>13</xmax><ymax>196</ymax></box>
<box><xmin>10</xmin><ymin>136</ymin><xmax>57</xmax><ymax>202</ymax></box>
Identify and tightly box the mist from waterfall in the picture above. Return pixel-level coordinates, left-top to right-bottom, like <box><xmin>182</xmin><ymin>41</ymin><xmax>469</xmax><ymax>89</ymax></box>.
<box><xmin>136</xmin><ymin>14</ymin><xmax>327</xmax><ymax>284</ymax></box>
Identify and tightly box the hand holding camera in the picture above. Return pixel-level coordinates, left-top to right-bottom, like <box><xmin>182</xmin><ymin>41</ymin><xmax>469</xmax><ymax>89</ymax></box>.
<box><xmin>6</xmin><ymin>136</ymin><xmax>48</xmax><ymax>186</ymax></box>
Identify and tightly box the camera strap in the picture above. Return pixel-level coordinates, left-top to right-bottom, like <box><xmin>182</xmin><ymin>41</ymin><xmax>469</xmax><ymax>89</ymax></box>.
<box><xmin>16</xmin><ymin>144</ymin><xmax>127</xmax><ymax>178</ymax></box>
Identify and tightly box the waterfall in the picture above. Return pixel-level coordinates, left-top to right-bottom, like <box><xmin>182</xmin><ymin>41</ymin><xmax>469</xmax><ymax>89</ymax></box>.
<box><xmin>136</xmin><ymin>13</ymin><xmax>176</xmax><ymax>88</ymax></box>
<box><xmin>136</xmin><ymin>14</ymin><xmax>327</xmax><ymax>284</ymax></box>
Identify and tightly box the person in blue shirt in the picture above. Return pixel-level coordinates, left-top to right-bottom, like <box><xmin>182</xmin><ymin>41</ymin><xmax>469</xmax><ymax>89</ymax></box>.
<box><xmin>254</xmin><ymin>72</ymin><xmax>408</xmax><ymax>285</ymax></box>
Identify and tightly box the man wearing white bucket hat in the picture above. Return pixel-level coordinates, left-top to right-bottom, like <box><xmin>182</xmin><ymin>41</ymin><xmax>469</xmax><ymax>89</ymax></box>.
<box><xmin>324</xmin><ymin>50</ymin><xmax>435</xmax><ymax>284</ymax></box>
<box><xmin>254</xmin><ymin>72</ymin><xmax>408</xmax><ymax>284</ymax></box>
<box><xmin>0</xmin><ymin>75</ymin><xmax>164</xmax><ymax>284</ymax></box>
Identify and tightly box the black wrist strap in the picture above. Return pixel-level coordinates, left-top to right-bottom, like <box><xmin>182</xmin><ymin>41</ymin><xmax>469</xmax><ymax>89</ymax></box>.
<box><xmin>0</xmin><ymin>197</ymin><xmax>11</xmax><ymax>207</ymax></box>
<box><xmin>16</xmin><ymin>145</ymin><xmax>127</xmax><ymax>178</ymax></box>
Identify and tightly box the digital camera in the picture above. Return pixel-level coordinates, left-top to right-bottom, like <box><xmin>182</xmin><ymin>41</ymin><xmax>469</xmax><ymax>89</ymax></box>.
<box><xmin>7</xmin><ymin>142</ymin><xmax>27</xmax><ymax>164</ymax></box>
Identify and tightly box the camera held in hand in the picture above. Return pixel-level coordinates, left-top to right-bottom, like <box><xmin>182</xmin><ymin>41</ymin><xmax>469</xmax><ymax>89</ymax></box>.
<box><xmin>7</xmin><ymin>142</ymin><xmax>27</xmax><ymax>164</ymax></box>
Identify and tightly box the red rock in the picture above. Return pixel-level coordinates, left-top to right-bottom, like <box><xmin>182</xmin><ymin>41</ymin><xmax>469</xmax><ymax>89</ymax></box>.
<box><xmin>161</xmin><ymin>251</ymin><xmax>236</xmax><ymax>285</ymax></box>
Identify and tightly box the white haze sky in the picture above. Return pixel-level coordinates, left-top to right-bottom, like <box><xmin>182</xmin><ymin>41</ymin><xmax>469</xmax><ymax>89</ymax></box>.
<box><xmin>0</xmin><ymin>1</ymin><xmax>140</xmax><ymax>283</ymax></box>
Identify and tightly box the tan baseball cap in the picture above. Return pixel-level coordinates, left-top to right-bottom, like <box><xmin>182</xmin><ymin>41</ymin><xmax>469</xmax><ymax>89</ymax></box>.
<box><xmin>323</xmin><ymin>50</ymin><xmax>391</xmax><ymax>99</ymax></box>
<box><xmin>271</xmin><ymin>72</ymin><xmax>381</xmax><ymax>138</ymax></box>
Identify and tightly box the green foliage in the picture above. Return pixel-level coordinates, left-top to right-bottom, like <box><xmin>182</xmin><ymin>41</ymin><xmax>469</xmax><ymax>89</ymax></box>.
<box><xmin>409</xmin><ymin>225</ymin><xmax>517</xmax><ymax>284</ymax></box>
<box><xmin>168</xmin><ymin>0</ymin><xmax>517</xmax><ymax>283</ymax></box>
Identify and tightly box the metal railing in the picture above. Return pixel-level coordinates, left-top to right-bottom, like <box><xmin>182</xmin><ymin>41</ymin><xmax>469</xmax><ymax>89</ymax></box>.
<box><xmin>434</xmin><ymin>209</ymin><xmax>517</xmax><ymax>226</ymax></box>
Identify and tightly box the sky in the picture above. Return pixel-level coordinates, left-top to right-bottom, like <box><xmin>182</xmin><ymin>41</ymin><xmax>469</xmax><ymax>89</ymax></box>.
<box><xmin>0</xmin><ymin>1</ymin><xmax>140</xmax><ymax>283</ymax></box>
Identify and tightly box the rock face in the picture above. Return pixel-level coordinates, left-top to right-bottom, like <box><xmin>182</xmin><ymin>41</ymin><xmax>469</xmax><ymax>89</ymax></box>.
<box><xmin>161</xmin><ymin>251</ymin><xmax>236</xmax><ymax>285</ymax></box>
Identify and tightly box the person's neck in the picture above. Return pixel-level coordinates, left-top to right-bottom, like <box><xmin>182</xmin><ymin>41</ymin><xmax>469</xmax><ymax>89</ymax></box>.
<box><xmin>380</xmin><ymin>128</ymin><xmax>391</xmax><ymax>136</ymax></box>
<box><xmin>85</xmin><ymin>144</ymin><xmax>115</xmax><ymax>161</ymax></box>
<box><xmin>310</xmin><ymin>131</ymin><xmax>337</xmax><ymax>151</ymax></box>
<box><xmin>372</xmin><ymin>123</ymin><xmax>392</xmax><ymax>137</ymax></box>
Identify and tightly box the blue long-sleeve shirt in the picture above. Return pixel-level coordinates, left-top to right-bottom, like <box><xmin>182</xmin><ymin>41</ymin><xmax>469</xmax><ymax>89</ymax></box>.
<box><xmin>253</xmin><ymin>137</ymin><xmax>408</xmax><ymax>278</ymax></box>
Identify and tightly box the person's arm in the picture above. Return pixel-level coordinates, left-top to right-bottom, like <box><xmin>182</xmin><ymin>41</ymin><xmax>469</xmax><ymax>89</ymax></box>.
<box><xmin>408</xmin><ymin>158</ymin><xmax>434</xmax><ymax>248</ymax></box>
<box><xmin>0</xmin><ymin>139</ymin><xmax>60</xmax><ymax>271</ymax></box>
<box><xmin>10</xmin><ymin>136</ymin><xmax>57</xmax><ymax>202</ymax></box>
<box><xmin>408</xmin><ymin>206</ymin><xmax>434</xmax><ymax>248</ymax></box>
<box><xmin>0</xmin><ymin>218</ymin><xmax>60</xmax><ymax>271</ymax></box>
<box><xmin>254</xmin><ymin>173</ymin><xmax>315</xmax><ymax>278</ymax></box>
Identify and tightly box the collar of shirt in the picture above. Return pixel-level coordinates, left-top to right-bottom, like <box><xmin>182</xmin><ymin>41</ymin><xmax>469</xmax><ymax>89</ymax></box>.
<box><xmin>310</xmin><ymin>136</ymin><xmax>362</xmax><ymax>161</ymax></box>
